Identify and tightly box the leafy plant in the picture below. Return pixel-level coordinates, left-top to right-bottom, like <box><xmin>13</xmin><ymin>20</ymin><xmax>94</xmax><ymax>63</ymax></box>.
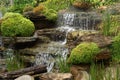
<box><xmin>1</xmin><ymin>12</ymin><xmax>35</xmax><ymax>37</ymax></box>
<box><xmin>67</xmin><ymin>42</ymin><xmax>100</xmax><ymax>64</ymax></box>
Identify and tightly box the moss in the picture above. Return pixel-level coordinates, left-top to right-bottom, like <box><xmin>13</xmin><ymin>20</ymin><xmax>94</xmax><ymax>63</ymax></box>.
<box><xmin>68</xmin><ymin>42</ymin><xmax>100</xmax><ymax>64</ymax></box>
<box><xmin>1</xmin><ymin>12</ymin><xmax>35</xmax><ymax>37</ymax></box>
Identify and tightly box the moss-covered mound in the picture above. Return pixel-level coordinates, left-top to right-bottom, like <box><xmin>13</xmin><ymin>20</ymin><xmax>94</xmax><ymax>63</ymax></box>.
<box><xmin>1</xmin><ymin>12</ymin><xmax>35</xmax><ymax>37</ymax></box>
<box><xmin>68</xmin><ymin>42</ymin><xmax>100</xmax><ymax>64</ymax></box>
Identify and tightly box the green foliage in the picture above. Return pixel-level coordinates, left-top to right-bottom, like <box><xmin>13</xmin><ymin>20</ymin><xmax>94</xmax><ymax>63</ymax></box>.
<box><xmin>1</xmin><ymin>12</ymin><xmax>35</xmax><ymax>37</ymax></box>
<box><xmin>67</xmin><ymin>42</ymin><xmax>100</xmax><ymax>64</ymax></box>
<box><xmin>5</xmin><ymin>49</ymin><xmax>24</xmax><ymax>71</ymax></box>
<box><xmin>43</xmin><ymin>9</ymin><xmax>57</xmax><ymax>21</ymax></box>
<box><xmin>57</xmin><ymin>58</ymin><xmax>71</xmax><ymax>73</ymax></box>
<box><xmin>102</xmin><ymin>12</ymin><xmax>111</xmax><ymax>36</ymax></box>
<box><xmin>39</xmin><ymin>0</ymin><xmax>72</xmax><ymax>21</ymax></box>
<box><xmin>111</xmin><ymin>33</ymin><xmax>120</xmax><ymax>62</ymax></box>
<box><xmin>23</xmin><ymin>4</ymin><xmax>33</xmax><ymax>12</ymax></box>
<box><xmin>109</xmin><ymin>15</ymin><xmax>120</xmax><ymax>36</ymax></box>
<box><xmin>89</xmin><ymin>62</ymin><xmax>120</xmax><ymax>80</ymax></box>
<box><xmin>8</xmin><ymin>0</ymin><xmax>34</xmax><ymax>13</ymax></box>
<box><xmin>101</xmin><ymin>12</ymin><xmax>120</xmax><ymax>36</ymax></box>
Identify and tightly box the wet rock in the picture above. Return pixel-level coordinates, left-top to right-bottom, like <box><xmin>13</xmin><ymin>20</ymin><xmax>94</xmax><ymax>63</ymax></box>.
<box><xmin>2</xmin><ymin>37</ymin><xmax>38</xmax><ymax>49</ymax></box>
<box><xmin>2</xmin><ymin>34</ymin><xmax>51</xmax><ymax>49</ymax></box>
<box><xmin>15</xmin><ymin>75</ymin><xmax>34</xmax><ymax>80</ymax></box>
<box><xmin>36</xmin><ymin>29</ymin><xmax>66</xmax><ymax>41</ymax></box>
<box><xmin>40</xmin><ymin>73</ymin><xmax>73</xmax><ymax>80</ymax></box>
<box><xmin>18</xmin><ymin>48</ymin><xmax>38</xmax><ymax>56</ymax></box>
<box><xmin>81</xmin><ymin>33</ymin><xmax>112</xmax><ymax>48</ymax></box>
<box><xmin>67</xmin><ymin>30</ymin><xmax>99</xmax><ymax>51</ymax></box>
<box><xmin>67</xmin><ymin>31</ymin><xmax>112</xmax><ymax>51</ymax></box>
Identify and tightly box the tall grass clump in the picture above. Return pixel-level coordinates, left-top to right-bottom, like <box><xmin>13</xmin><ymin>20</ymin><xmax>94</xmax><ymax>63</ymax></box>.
<box><xmin>101</xmin><ymin>12</ymin><xmax>111</xmax><ymax>36</ymax></box>
<box><xmin>90</xmin><ymin>63</ymin><xmax>105</xmax><ymax>80</ymax></box>
<box><xmin>4</xmin><ymin>49</ymin><xmax>24</xmax><ymax>71</ymax></box>
<box><xmin>111</xmin><ymin>33</ymin><xmax>120</xmax><ymax>62</ymax></box>
<box><xmin>56</xmin><ymin>57</ymin><xmax>71</xmax><ymax>73</ymax></box>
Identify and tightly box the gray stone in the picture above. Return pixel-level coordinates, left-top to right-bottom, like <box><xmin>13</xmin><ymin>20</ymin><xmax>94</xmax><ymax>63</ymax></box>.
<box><xmin>15</xmin><ymin>75</ymin><xmax>34</xmax><ymax>80</ymax></box>
<box><xmin>36</xmin><ymin>29</ymin><xmax>66</xmax><ymax>41</ymax></box>
<box><xmin>40</xmin><ymin>73</ymin><xmax>73</xmax><ymax>80</ymax></box>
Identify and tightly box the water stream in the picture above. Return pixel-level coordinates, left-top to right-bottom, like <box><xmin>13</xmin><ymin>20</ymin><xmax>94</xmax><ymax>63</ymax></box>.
<box><xmin>35</xmin><ymin>11</ymin><xmax>101</xmax><ymax>72</ymax></box>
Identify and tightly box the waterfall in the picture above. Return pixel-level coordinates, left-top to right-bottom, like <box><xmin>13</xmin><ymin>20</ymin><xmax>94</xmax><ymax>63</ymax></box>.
<box><xmin>35</xmin><ymin>11</ymin><xmax>101</xmax><ymax>72</ymax></box>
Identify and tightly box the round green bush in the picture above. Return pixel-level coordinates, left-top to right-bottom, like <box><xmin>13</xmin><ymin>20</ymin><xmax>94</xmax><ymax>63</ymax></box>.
<box><xmin>1</xmin><ymin>12</ymin><xmax>35</xmax><ymax>37</ymax></box>
<box><xmin>68</xmin><ymin>42</ymin><xmax>100</xmax><ymax>64</ymax></box>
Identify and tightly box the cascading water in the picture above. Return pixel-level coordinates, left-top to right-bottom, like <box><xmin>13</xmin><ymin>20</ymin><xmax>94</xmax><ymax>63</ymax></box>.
<box><xmin>58</xmin><ymin>12</ymin><xmax>101</xmax><ymax>30</ymax></box>
<box><xmin>35</xmin><ymin>11</ymin><xmax>101</xmax><ymax>72</ymax></box>
<box><xmin>35</xmin><ymin>42</ymin><xmax>69</xmax><ymax>72</ymax></box>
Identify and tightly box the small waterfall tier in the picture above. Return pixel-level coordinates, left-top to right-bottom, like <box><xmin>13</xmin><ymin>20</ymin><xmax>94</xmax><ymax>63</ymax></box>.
<box><xmin>58</xmin><ymin>11</ymin><xmax>102</xmax><ymax>30</ymax></box>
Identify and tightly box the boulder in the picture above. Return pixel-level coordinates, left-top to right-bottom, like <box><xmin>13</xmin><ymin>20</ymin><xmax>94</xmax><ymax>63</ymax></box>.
<box><xmin>15</xmin><ymin>75</ymin><xmax>34</xmax><ymax>80</ymax></box>
<box><xmin>40</xmin><ymin>73</ymin><xmax>73</xmax><ymax>80</ymax></box>
<box><xmin>67</xmin><ymin>31</ymin><xmax>112</xmax><ymax>51</ymax></box>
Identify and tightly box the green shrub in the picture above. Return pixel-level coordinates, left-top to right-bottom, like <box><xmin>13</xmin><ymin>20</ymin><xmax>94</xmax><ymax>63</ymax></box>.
<box><xmin>67</xmin><ymin>42</ymin><xmax>100</xmax><ymax>64</ymax></box>
<box><xmin>111</xmin><ymin>33</ymin><xmax>120</xmax><ymax>62</ymax></box>
<box><xmin>1</xmin><ymin>12</ymin><xmax>35</xmax><ymax>37</ymax></box>
<box><xmin>2</xmin><ymin>12</ymin><xmax>23</xmax><ymax>19</ymax></box>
